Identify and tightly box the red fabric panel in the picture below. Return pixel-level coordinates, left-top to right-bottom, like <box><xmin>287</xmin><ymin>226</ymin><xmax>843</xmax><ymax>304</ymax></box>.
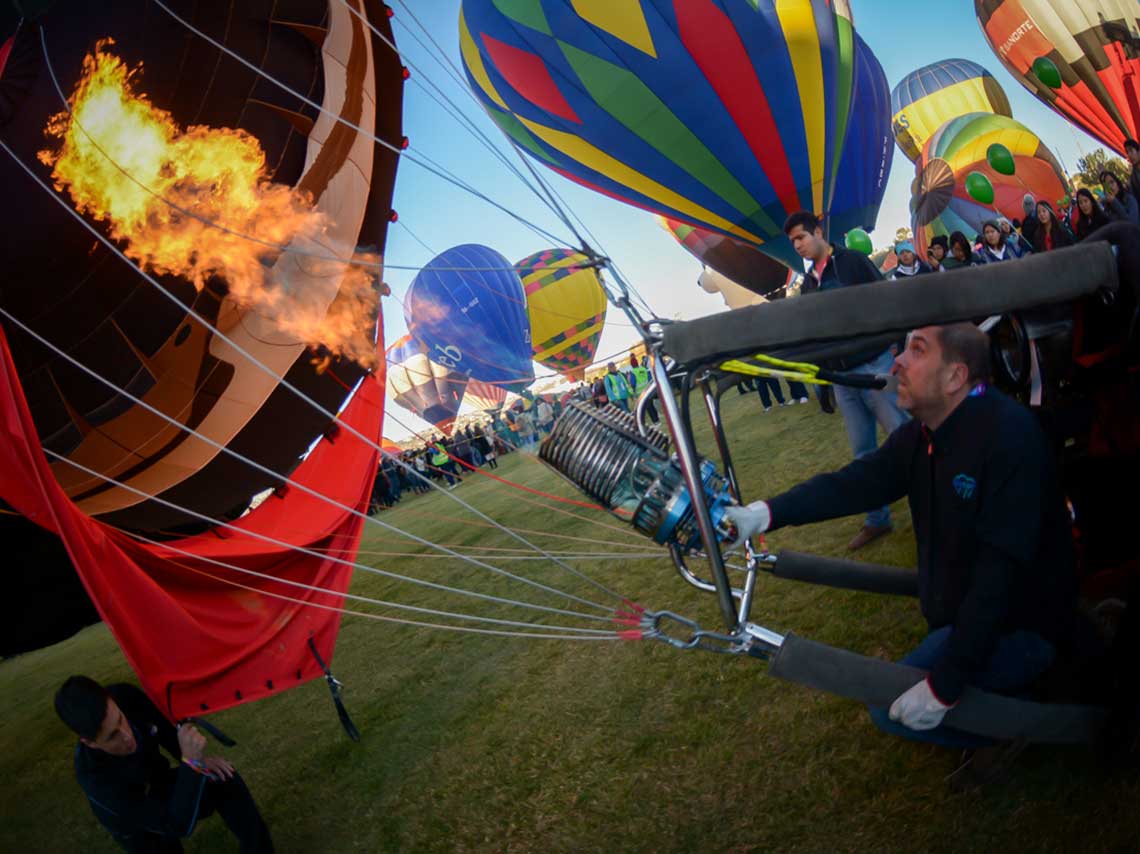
<box><xmin>676</xmin><ymin>0</ymin><xmax>800</xmax><ymax>215</ymax></box>
<box><xmin>0</xmin><ymin>327</ymin><xmax>384</xmax><ymax>719</ymax></box>
<box><xmin>481</xmin><ymin>33</ymin><xmax>581</xmax><ymax>123</ymax></box>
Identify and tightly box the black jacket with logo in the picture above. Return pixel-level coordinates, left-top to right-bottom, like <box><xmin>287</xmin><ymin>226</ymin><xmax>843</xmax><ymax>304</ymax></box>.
<box><xmin>74</xmin><ymin>684</ymin><xmax>207</xmax><ymax>841</ymax></box>
<box><xmin>766</xmin><ymin>389</ymin><xmax>1077</xmax><ymax>703</ymax></box>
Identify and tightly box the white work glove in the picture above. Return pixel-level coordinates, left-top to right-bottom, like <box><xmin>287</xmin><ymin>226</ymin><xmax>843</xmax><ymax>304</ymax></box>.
<box><xmin>722</xmin><ymin>501</ymin><xmax>771</xmax><ymax>554</ymax></box>
<box><xmin>888</xmin><ymin>677</ymin><xmax>955</xmax><ymax>731</ymax></box>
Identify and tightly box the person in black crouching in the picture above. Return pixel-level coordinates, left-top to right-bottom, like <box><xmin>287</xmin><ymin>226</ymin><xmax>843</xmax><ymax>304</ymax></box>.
<box><xmin>55</xmin><ymin>676</ymin><xmax>273</xmax><ymax>852</ymax></box>
<box><xmin>725</xmin><ymin>323</ymin><xmax>1076</xmax><ymax>766</ymax></box>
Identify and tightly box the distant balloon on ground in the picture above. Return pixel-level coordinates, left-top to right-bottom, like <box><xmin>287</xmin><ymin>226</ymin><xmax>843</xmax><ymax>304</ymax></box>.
<box><xmin>404</xmin><ymin>244</ymin><xmax>534</xmax><ymax>392</ymax></box>
<box><xmin>891</xmin><ymin>58</ymin><xmax>1012</xmax><ymax>162</ymax></box>
<box><xmin>517</xmin><ymin>248</ymin><xmax>606</xmax><ymax>381</ymax></box>
<box><xmin>386</xmin><ymin>334</ymin><xmax>468</xmax><ymax>436</ymax></box>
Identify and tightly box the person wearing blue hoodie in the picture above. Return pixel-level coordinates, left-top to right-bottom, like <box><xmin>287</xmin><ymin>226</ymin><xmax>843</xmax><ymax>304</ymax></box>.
<box><xmin>888</xmin><ymin>240</ymin><xmax>931</xmax><ymax>280</ymax></box>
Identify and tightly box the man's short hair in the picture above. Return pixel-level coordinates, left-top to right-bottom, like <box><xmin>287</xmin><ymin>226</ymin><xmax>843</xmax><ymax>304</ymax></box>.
<box><xmin>55</xmin><ymin>676</ymin><xmax>110</xmax><ymax>740</ymax></box>
<box><xmin>1125</xmin><ymin>138</ymin><xmax>1139</xmax><ymax>152</ymax></box>
<box><xmin>936</xmin><ymin>323</ymin><xmax>991</xmax><ymax>385</ymax></box>
<box><xmin>783</xmin><ymin>211</ymin><xmax>821</xmax><ymax>236</ymax></box>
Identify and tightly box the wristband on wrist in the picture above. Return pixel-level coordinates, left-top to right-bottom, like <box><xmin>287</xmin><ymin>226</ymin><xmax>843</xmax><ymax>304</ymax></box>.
<box><xmin>182</xmin><ymin>757</ymin><xmax>210</xmax><ymax>776</ymax></box>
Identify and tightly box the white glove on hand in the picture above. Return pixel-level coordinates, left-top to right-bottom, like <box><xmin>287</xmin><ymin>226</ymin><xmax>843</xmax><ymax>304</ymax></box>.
<box><xmin>888</xmin><ymin>677</ymin><xmax>954</xmax><ymax>731</ymax></box>
<box><xmin>722</xmin><ymin>501</ymin><xmax>771</xmax><ymax>554</ymax></box>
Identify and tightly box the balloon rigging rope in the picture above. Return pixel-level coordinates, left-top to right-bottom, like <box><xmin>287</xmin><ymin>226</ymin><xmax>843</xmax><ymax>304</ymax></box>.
<box><xmin>359</xmin><ymin>0</ymin><xmax>589</xmax><ymax>250</ymax></box>
<box><xmin>360</xmin><ymin>2</ymin><xmax>576</xmax><ymax>234</ymax></box>
<box><xmin>43</xmin><ymin>444</ymin><xmax>617</xmax><ymax>626</ymax></box>
<box><xmin>0</xmin><ymin>139</ymin><xmax>630</xmax><ymax>605</ymax></box>
<box><xmin>147</xmin><ymin>0</ymin><xmax>575</xmax><ymax>249</ymax></box>
<box><xmin>381</xmin><ymin>0</ymin><xmax>657</xmax><ymax>317</ymax></box>
<box><xmin>125</xmin><ymin>532</ymin><xmax>621</xmax><ymax>640</ymax></box>
<box><xmin>0</xmin><ymin>300</ymin><xmax>621</xmax><ymax>618</ymax></box>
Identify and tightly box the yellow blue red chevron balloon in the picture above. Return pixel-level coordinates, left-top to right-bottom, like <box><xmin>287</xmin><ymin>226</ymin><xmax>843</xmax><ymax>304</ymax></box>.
<box><xmin>461</xmin><ymin>0</ymin><xmax>858</xmax><ymax>267</ymax></box>
<box><xmin>517</xmin><ymin>249</ymin><xmax>607</xmax><ymax>380</ymax></box>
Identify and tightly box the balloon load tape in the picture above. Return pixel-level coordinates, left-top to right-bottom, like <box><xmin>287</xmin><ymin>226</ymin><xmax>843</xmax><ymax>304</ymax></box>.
<box><xmin>538</xmin><ymin>402</ymin><xmax>735</xmax><ymax>554</ymax></box>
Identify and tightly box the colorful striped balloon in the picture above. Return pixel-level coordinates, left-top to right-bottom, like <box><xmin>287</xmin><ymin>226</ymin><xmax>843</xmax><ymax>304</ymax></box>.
<box><xmin>386</xmin><ymin>334</ymin><xmax>468</xmax><ymax>436</ymax></box>
<box><xmin>909</xmin><ymin>113</ymin><xmax>1068</xmax><ymax>258</ymax></box>
<box><xmin>518</xmin><ymin>248</ymin><xmax>607</xmax><ymax>380</ymax></box>
<box><xmin>976</xmin><ymin>0</ymin><xmax>1140</xmax><ymax>156</ymax></box>
<box><xmin>464</xmin><ymin>380</ymin><xmax>508</xmax><ymax>414</ymax></box>
<box><xmin>460</xmin><ymin>0</ymin><xmax>858</xmax><ymax>268</ymax></box>
<box><xmin>657</xmin><ymin>216</ymin><xmax>791</xmax><ymax>299</ymax></box>
<box><xmin>891</xmin><ymin>59</ymin><xmax>1012</xmax><ymax>163</ymax></box>
<box><xmin>829</xmin><ymin>34</ymin><xmax>893</xmax><ymax>239</ymax></box>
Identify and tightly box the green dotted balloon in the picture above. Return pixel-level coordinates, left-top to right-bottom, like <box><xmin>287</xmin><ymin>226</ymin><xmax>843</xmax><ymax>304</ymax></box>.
<box><xmin>965</xmin><ymin>171</ymin><xmax>995</xmax><ymax>205</ymax></box>
<box><xmin>1032</xmin><ymin>56</ymin><xmax>1063</xmax><ymax>90</ymax></box>
<box><xmin>986</xmin><ymin>142</ymin><xmax>1016</xmax><ymax>176</ymax></box>
<box><xmin>844</xmin><ymin>227</ymin><xmax>873</xmax><ymax>255</ymax></box>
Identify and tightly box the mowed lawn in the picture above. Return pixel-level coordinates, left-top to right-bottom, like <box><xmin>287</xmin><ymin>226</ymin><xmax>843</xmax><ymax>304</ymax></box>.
<box><xmin>3</xmin><ymin>389</ymin><xmax>1137</xmax><ymax>852</ymax></box>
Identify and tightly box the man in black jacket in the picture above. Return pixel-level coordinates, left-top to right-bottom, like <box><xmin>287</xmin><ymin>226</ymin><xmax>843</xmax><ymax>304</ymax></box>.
<box><xmin>784</xmin><ymin>211</ymin><xmax>910</xmax><ymax>551</ymax></box>
<box><xmin>55</xmin><ymin>676</ymin><xmax>273</xmax><ymax>852</ymax></box>
<box><xmin>725</xmin><ymin>323</ymin><xmax>1076</xmax><ymax>748</ymax></box>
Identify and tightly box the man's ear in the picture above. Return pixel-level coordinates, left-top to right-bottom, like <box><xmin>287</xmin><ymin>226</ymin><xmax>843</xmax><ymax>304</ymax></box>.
<box><xmin>947</xmin><ymin>362</ymin><xmax>970</xmax><ymax>394</ymax></box>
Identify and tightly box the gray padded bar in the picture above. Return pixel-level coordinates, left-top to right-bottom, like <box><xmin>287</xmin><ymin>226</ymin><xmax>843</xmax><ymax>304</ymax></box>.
<box><xmin>663</xmin><ymin>241</ymin><xmax>1117</xmax><ymax>366</ymax></box>
<box><xmin>770</xmin><ymin>551</ymin><xmax>919</xmax><ymax>597</ymax></box>
<box><xmin>768</xmin><ymin>633</ymin><xmax>1107</xmax><ymax>744</ymax></box>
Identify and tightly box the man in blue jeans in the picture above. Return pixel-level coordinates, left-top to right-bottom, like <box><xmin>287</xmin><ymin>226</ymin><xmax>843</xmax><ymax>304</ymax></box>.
<box><xmin>725</xmin><ymin>323</ymin><xmax>1077</xmax><ymax>770</ymax></box>
<box><xmin>784</xmin><ymin>211</ymin><xmax>910</xmax><ymax>550</ymax></box>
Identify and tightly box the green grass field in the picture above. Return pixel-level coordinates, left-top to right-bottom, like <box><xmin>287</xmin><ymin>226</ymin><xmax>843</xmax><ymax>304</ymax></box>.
<box><xmin>3</xmin><ymin>390</ymin><xmax>1137</xmax><ymax>852</ymax></box>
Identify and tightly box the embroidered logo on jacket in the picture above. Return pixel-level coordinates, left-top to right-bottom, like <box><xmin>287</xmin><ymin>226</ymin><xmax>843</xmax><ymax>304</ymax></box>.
<box><xmin>953</xmin><ymin>474</ymin><xmax>977</xmax><ymax>500</ymax></box>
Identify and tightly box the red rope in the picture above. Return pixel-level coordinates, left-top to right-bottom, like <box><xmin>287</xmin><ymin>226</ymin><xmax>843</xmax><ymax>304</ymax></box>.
<box><xmin>434</xmin><ymin>452</ymin><xmax>606</xmax><ymax>511</ymax></box>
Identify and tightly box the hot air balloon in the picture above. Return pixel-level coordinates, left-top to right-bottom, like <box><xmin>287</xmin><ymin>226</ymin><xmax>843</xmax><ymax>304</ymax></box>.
<box><xmin>976</xmin><ymin>1</ymin><xmax>1140</xmax><ymax>155</ymax></box>
<box><xmin>459</xmin><ymin>0</ymin><xmax>858</xmax><ymax>267</ymax></box>
<box><xmin>909</xmin><ymin>113</ymin><xmax>1069</xmax><ymax>258</ymax></box>
<box><xmin>828</xmin><ymin>35</ymin><xmax>894</xmax><ymax>239</ymax></box>
<box><xmin>891</xmin><ymin>59</ymin><xmax>1013</xmax><ymax>162</ymax></box>
<box><xmin>517</xmin><ymin>246</ymin><xmax>606</xmax><ymax>380</ymax></box>
<box><xmin>658</xmin><ymin>216</ymin><xmax>792</xmax><ymax>300</ymax></box>
<box><xmin>698</xmin><ymin>267</ymin><xmax>766</xmax><ymax>310</ymax></box>
<box><xmin>386</xmin><ymin>334</ymin><xmax>469</xmax><ymax>436</ymax></box>
<box><xmin>464</xmin><ymin>379</ymin><xmax>508</xmax><ymax>414</ymax></box>
<box><xmin>405</xmin><ymin>244</ymin><xmax>535</xmax><ymax>392</ymax></box>
<box><xmin>0</xmin><ymin>1</ymin><xmax>404</xmax><ymax>711</ymax></box>
<box><xmin>518</xmin><ymin>248</ymin><xmax>606</xmax><ymax>379</ymax></box>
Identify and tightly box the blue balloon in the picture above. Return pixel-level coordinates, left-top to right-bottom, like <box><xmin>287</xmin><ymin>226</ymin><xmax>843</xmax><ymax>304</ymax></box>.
<box><xmin>405</xmin><ymin>244</ymin><xmax>535</xmax><ymax>392</ymax></box>
<box><xmin>829</xmin><ymin>35</ymin><xmax>893</xmax><ymax>240</ymax></box>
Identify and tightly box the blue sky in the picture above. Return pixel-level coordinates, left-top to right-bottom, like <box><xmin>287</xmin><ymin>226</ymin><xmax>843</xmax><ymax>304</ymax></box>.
<box><xmin>379</xmin><ymin>0</ymin><xmax>1104</xmax><ymax>437</ymax></box>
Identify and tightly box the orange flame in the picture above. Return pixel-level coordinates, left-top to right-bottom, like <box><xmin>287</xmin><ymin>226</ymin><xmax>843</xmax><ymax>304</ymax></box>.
<box><xmin>39</xmin><ymin>41</ymin><xmax>380</xmax><ymax>367</ymax></box>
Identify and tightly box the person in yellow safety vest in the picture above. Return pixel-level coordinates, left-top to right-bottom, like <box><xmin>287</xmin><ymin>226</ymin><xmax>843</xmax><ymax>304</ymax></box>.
<box><xmin>431</xmin><ymin>441</ymin><xmax>458</xmax><ymax>488</ymax></box>
<box><xmin>603</xmin><ymin>362</ymin><xmax>633</xmax><ymax>412</ymax></box>
<box><xmin>628</xmin><ymin>354</ymin><xmax>659</xmax><ymax>424</ymax></box>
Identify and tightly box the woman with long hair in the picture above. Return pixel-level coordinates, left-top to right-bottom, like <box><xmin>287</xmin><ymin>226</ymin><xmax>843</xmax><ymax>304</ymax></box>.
<box><xmin>942</xmin><ymin>231</ymin><xmax>981</xmax><ymax>269</ymax></box>
<box><xmin>1031</xmin><ymin>201</ymin><xmax>1074</xmax><ymax>253</ymax></box>
<box><xmin>1100</xmin><ymin>170</ymin><xmax>1140</xmax><ymax>224</ymax></box>
<box><xmin>1073</xmin><ymin>188</ymin><xmax>1111</xmax><ymax>241</ymax></box>
<box><xmin>978</xmin><ymin>219</ymin><xmax>1017</xmax><ymax>263</ymax></box>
